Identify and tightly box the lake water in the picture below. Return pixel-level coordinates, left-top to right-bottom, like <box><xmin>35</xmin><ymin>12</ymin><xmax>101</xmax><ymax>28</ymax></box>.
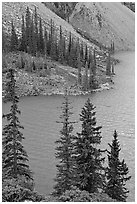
<box><xmin>2</xmin><ymin>51</ymin><xmax>135</xmax><ymax>201</ymax></box>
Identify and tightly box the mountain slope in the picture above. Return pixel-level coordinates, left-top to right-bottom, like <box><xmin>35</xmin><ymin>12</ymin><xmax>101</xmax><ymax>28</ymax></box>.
<box><xmin>2</xmin><ymin>2</ymin><xmax>97</xmax><ymax>50</ymax></box>
<box><xmin>69</xmin><ymin>2</ymin><xmax>135</xmax><ymax>51</ymax></box>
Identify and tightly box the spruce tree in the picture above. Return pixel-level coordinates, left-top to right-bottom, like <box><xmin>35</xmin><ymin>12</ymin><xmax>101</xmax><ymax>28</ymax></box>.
<box><xmin>105</xmin><ymin>130</ymin><xmax>131</xmax><ymax>201</ymax></box>
<box><xmin>25</xmin><ymin>6</ymin><xmax>31</xmax><ymax>53</ymax></box>
<box><xmin>38</xmin><ymin>17</ymin><xmax>44</xmax><ymax>54</ymax></box>
<box><xmin>2</xmin><ymin>68</ymin><xmax>33</xmax><ymax>181</ymax></box>
<box><xmin>10</xmin><ymin>21</ymin><xmax>18</xmax><ymax>52</ymax></box>
<box><xmin>19</xmin><ymin>15</ymin><xmax>26</xmax><ymax>52</ymax></box>
<box><xmin>82</xmin><ymin>62</ymin><xmax>88</xmax><ymax>91</ymax></box>
<box><xmin>84</xmin><ymin>44</ymin><xmax>88</xmax><ymax>66</ymax></box>
<box><xmin>54</xmin><ymin>89</ymin><xmax>76</xmax><ymax>196</ymax></box>
<box><xmin>92</xmin><ymin>49</ymin><xmax>96</xmax><ymax>76</ymax></box>
<box><xmin>77</xmin><ymin>43</ymin><xmax>82</xmax><ymax>85</ymax></box>
<box><xmin>89</xmin><ymin>51</ymin><xmax>93</xmax><ymax>89</ymax></box>
<box><xmin>73</xmin><ymin>98</ymin><xmax>105</xmax><ymax>193</ymax></box>
<box><xmin>49</xmin><ymin>19</ymin><xmax>57</xmax><ymax>59</ymax></box>
<box><xmin>44</xmin><ymin>27</ymin><xmax>48</xmax><ymax>56</ymax></box>
<box><xmin>106</xmin><ymin>52</ymin><xmax>111</xmax><ymax>76</ymax></box>
<box><xmin>58</xmin><ymin>25</ymin><xmax>64</xmax><ymax>63</ymax></box>
<box><xmin>34</xmin><ymin>6</ymin><xmax>38</xmax><ymax>54</ymax></box>
<box><xmin>80</xmin><ymin>42</ymin><xmax>84</xmax><ymax>66</ymax></box>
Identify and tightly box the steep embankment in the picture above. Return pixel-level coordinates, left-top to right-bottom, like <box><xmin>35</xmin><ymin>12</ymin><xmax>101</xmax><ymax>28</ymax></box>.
<box><xmin>2</xmin><ymin>2</ymin><xmax>97</xmax><ymax>50</ymax></box>
<box><xmin>69</xmin><ymin>2</ymin><xmax>135</xmax><ymax>51</ymax></box>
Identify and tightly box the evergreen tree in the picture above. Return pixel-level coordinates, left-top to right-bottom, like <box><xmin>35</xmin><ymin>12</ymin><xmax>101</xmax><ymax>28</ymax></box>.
<box><xmin>111</xmin><ymin>61</ymin><xmax>115</xmax><ymax>75</ymax></box>
<box><xmin>92</xmin><ymin>49</ymin><xmax>97</xmax><ymax>76</ymax></box>
<box><xmin>89</xmin><ymin>51</ymin><xmax>94</xmax><ymax>89</ymax></box>
<box><xmin>34</xmin><ymin>6</ymin><xmax>38</xmax><ymax>54</ymax></box>
<box><xmin>2</xmin><ymin>68</ymin><xmax>33</xmax><ymax>181</ymax></box>
<box><xmin>30</xmin><ymin>16</ymin><xmax>36</xmax><ymax>56</ymax></box>
<box><xmin>25</xmin><ymin>6</ymin><xmax>31</xmax><ymax>53</ymax></box>
<box><xmin>44</xmin><ymin>27</ymin><xmax>48</xmax><ymax>56</ymax></box>
<box><xmin>106</xmin><ymin>52</ymin><xmax>111</xmax><ymax>76</ymax></box>
<box><xmin>84</xmin><ymin>44</ymin><xmax>88</xmax><ymax>66</ymax></box>
<box><xmin>73</xmin><ymin>98</ymin><xmax>105</xmax><ymax>193</ymax></box>
<box><xmin>80</xmin><ymin>42</ymin><xmax>84</xmax><ymax>66</ymax></box>
<box><xmin>105</xmin><ymin>130</ymin><xmax>131</xmax><ymax>201</ymax></box>
<box><xmin>112</xmin><ymin>41</ymin><xmax>115</xmax><ymax>54</ymax></box>
<box><xmin>54</xmin><ymin>89</ymin><xmax>76</xmax><ymax>196</ymax></box>
<box><xmin>77</xmin><ymin>43</ymin><xmax>82</xmax><ymax>85</ymax></box>
<box><xmin>20</xmin><ymin>15</ymin><xmax>26</xmax><ymax>52</ymax></box>
<box><xmin>49</xmin><ymin>20</ymin><xmax>57</xmax><ymax>59</ymax></box>
<box><xmin>10</xmin><ymin>21</ymin><xmax>18</xmax><ymax>52</ymax></box>
<box><xmin>58</xmin><ymin>25</ymin><xmax>64</xmax><ymax>63</ymax></box>
<box><xmin>38</xmin><ymin>17</ymin><xmax>44</xmax><ymax>54</ymax></box>
<box><xmin>82</xmin><ymin>62</ymin><xmax>88</xmax><ymax>91</ymax></box>
<box><xmin>67</xmin><ymin>31</ymin><xmax>72</xmax><ymax>65</ymax></box>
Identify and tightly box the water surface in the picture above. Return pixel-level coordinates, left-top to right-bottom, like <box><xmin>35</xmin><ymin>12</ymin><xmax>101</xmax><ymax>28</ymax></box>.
<box><xmin>2</xmin><ymin>51</ymin><xmax>135</xmax><ymax>201</ymax></box>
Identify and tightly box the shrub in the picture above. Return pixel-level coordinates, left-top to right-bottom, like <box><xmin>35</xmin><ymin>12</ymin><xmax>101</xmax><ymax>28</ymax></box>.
<box><xmin>59</xmin><ymin>186</ymin><xmax>92</xmax><ymax>202</ymax></box>
<box><xmin>2</xmin><ymin>178</ymin><xmax>44</xmax><ymax>202</ymax></box>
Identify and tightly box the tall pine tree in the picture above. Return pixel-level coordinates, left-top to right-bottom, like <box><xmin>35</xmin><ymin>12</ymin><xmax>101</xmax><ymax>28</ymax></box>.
<box><xmin>54</xmin><ymin>89</ymin><xmax>76</xmax><ymax>196</ymax></box>
<box><xmin>2</xmin><ymin>68</ymin><xmax>33</xmax><ymax>181</ymax></box>
<box><xmin>73</xmin><ymin>98</ymin><xmax>106</xmax><ymax>193</ymax></box>
<box><xmin>105</xmin><ymin>130</ymin><xmax>131</xmax><ymax>201</ymax></box>
<box><xmin>10</xmin><ymin>21</ymin><xmax>18</xmax><ymax>52</ymax></box>
<box><xmin>19</xmin><ymin>15</ymin><xmax>26</xmax><ymax>52</ymax></box>
<box><xmin>25</xmin><ymin>6</ymin><xmax>31</xmax><ymax>53</ymax></box>
<box><xmin>106</xmin><ymin>52</ymin><xmax>111</xmax><ymax>76</ymax></box>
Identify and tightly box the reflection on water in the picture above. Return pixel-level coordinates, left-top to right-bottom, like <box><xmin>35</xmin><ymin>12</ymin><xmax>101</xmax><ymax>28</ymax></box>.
<box><xmin>2</xmin><ymin>52</ymin><xmax>135</xmax><ymax>201</ymax></box>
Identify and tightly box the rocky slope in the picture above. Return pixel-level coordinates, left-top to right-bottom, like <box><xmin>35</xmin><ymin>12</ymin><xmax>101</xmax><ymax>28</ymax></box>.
<box><xmin>2</xmin><ymin>2</ymin><xmax>97</xmax><ymax>51</ymax></box>
<box><xmin>69</xmin><ymin>2</ymin><xmax>135</xmax><ymax>51</ymax></box>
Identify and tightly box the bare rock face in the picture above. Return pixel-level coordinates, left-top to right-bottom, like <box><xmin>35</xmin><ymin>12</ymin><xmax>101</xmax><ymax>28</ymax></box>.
<box><xmin>69</xmin><ymin>2</ymin><xmax>135</xmax><ymax>51</ymax></box>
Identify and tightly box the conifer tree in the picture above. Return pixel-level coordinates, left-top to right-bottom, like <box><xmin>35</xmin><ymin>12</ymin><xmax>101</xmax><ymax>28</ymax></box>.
<box><xmin>44</xmin><ymin>27</ymin><xmax>48</xmax><ymax>56</ymax></box>
<box><xmin>38</xmin><ymin>17</ymin><xmax>44</xmax><ymax>54</ymax></box>
<box><xmin>2</xmin><ymin>68</ymin><xmax>33</xmax><ymax>181</ymax></box>
<box><xmin>54</xmin><ymin>89</ymin><xmax>76</xmax><ymax>196</ymax></box>
<box><xmin>73</xmin><ymin>98</ymin><xmax>105</xmax><ymax>193</ymax></box>
<box><xmin>82</xmin><ymin>62</ymin><xmax>88</xmax><ymax>91</ymax></box>
<box><xmin>106</xmin><ymin>52</ymin><xmax>111</xmax><ymax>76</ymax></box>
<box><xmin>67</xmin><ymin>31</ymin><xmax>72</xmax><ymax>65</ymax></box>
<box><xmin>20</xmin><ymin>15</ymin><xmax>26</xmax><ymax>52</ymax></box>
<box><xmin>49</xmin><ymin>20</ymin><xmax>57</xmax><ymax>59</ymax></box>
<box><xmin>25</xmin><ymin>6</ymin><xmax>31</xmax><ymax>53</ymax></box>
<box><xmin>80</xmin><ymin>42</ymin><xmax>84</xmax><ymax>65</ymax></box>
<box><xmin>111</xmin><ymin>61</ymin><xmax>115</xmax><ymax>75</ymax></box>
<box><xmin>84</xmin><ymin>44</ymin><xmax>88</xmax><ymax>66</ymax></box>
<box><xmin>58</xmin><ymin>25</ymin><xmax>64</xmax><ymax>63</ymax></box>
<box><xmin>105</xmin><ymin>130</ymin><xmax>131</xmax><ymax>201</ymax></box>
<box><xmin>112</xmin><ymin>41</ymin><xmax>115</xmax><ymax>54</ymax></box>
<box><xmin>62</xmin><ymin>36</ymin><xmax>66</xmax><ymax>61</ymax></box>
<box><xmin>89</xmin><ymin>51</ymin><xmax>94</xmax><ymax>89</ymax></box>
<box><xmin>10</xmin><ymin>21</ymin><xmax>18</xmax><ymax>52</ymax></box>
<box><xmin>92</xmin><ymin>49</ymin><xmax>97</xmax><ymax>76</ymax></box>
<box><xmin>30</xmin><ymin>16</ymin><xmax>36</xmax><ymax>56</ymax></box>
<box><xmin>34</xmin><ymin>6</ymin><xmax>38</xmax><ymax>53</ymax></box>
<box><xmin>77</xmin><ymin>43</ymin><xmax>82</xmax><ymax>85</ymax></box>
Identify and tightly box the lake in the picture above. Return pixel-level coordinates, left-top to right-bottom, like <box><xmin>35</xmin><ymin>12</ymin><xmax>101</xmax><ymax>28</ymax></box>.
<box><xmin>2</xmin><ymin>51</ymin><xmax>135</xmax><ymax>201</ymax></box>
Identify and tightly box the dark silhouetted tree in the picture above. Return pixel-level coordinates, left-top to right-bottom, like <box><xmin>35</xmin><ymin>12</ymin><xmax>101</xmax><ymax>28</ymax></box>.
<box><xmin>2</xmin><ymin>68</ymin><xmax>33</xmax><ymax>181</ymax></box>
<box><xmin>10</xmin><ymin>21</ymin><xmax>18</xmax><ymax>52</ymax></box>
<box><xmin>38</xmin><ymin>17</ymin><xmax>44</xmax><ymax>54</ymax></box>
<box><xmin>54</xmin><ymin>89</ymin><xmax>76</xmax><ymax>196</ymax></box>
<box><xmin>20</xmin><ymin>15</ymin><xmax>26</xmax><ymax>52</ymax></box>
<box><xmin>105</xmin><ymin>130</ymin><xmax>131</xmax><ymax>201</ymax></box>
<box><xmin>106</xmin><ymin>52</ymin><xmax>111</xmax><ymax>76</ymax></box>
<box><xmin>25</xmin><ymin>6</ymin><xmax>31</xmax><ymax>53</ymax></box>
<box><xmin>73</xmin><ymin>98</ymin><xmax>106</xmax><ymax>193</ymax></box>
